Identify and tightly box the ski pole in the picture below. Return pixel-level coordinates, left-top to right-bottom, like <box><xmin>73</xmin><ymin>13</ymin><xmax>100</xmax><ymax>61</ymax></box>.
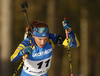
<box><xmin>63</xmin><ymin>17</ymin><xmax>73</xmax><ymax>76</ymax></box>
<box><xmin>13</xmin><ymin>53</ymin><xmax>29</xmax><ymax>76</ymax></box>
<box><xmin>13</xmin><ymin>59</ymin><xmax>25</xmax><ymax>76</ymax></box>
<box><xmin>13</xmin><ymin>44</ymin><xmax>35</xmax><ymax>76</ymax></box>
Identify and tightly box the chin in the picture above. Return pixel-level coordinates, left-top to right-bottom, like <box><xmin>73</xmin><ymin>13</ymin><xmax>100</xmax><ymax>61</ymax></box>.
<box><xmin>39</xmin><ymin>46</ymin><xmax>43</xmax><ymax>48</ymax></box>
<box><xmin>37</xmin><ymin>44</ymin><xmax>44</xmax><ymax>48</ymax></box>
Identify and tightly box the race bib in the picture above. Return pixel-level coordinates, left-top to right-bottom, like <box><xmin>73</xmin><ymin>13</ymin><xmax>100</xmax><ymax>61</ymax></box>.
<box><xmin>23</xmin><ymin>56</ymin><xmax>52</xmax><ymax>75</ymax></box>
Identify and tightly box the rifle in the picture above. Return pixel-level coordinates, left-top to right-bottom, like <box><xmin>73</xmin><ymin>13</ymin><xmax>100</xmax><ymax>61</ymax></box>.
<box><xmin>21</xmin><ymin>1</ymin><xmax>32</xmax><ymax>38</ymax></box>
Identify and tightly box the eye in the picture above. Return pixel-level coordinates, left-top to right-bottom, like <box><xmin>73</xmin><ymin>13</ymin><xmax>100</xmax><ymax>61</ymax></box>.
<box><xmin>44</xmin><ymin>38</ymin><xmax>48</xmax><ymax>41</ymax></box>
<box><xmin>39</xmin><ymin>39</ymin><xmax>42</xmax><ymax>40</ymax></box>
<box><xmin>45</xmin><ymin>39</ymin><xmax>47</xmax><ymax>40</ymax></box>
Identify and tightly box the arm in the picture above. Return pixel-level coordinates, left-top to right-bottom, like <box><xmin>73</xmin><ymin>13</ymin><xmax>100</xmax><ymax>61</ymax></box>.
<box><xmin>49</xmin><ymin>32</ymin><xmax>79</xmax><ymax>47</ymax></box>
<box><xmin>49</xmin><ymin>29</ymin><xmax>80</xmax><ymax>47</ymax></box>
<box><xmin>62</xmin><ymin>19</ymin><xmax>80</xmax><ymax>48</ymax></box>
<box><xmin>62</xmin><ymin>29</ymin><xmax>80</xmax><ymax>47</ymax></box>
<box><xmin>10</xmin><ymin>44</ymin><xmax>25</xmax><ymax>62</ymax></box>
<box><xmin>10</xmin><ymin>38</ymin><xmax>30</xmax><ymax>62</ymax></box>
<box><xmin>49</xmin><ymin>19</ymin><xmax>79</xmax><ymax>47</ymax></box>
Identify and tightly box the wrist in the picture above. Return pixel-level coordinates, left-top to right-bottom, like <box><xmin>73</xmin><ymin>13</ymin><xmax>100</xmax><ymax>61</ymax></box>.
<box><xmin>65</xmin><ymin>28</ymin><xmax>72</xmax><ymax>34</ymax></box>
<box><xmin>67</xmin><ymin>28</ymin><xmax>71</xmax><ymax>31</ymax></box>
<box><xmin>20</xmin><ymin>50</ymin><xmax>25</xmax><ymax>55</ymax></box>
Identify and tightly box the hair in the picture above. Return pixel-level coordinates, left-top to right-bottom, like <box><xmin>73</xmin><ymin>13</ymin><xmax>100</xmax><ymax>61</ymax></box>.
<box><xmin>30</xmin><ymin>20</ymin><xmax>48</xmax><ymax>29</ymax></box>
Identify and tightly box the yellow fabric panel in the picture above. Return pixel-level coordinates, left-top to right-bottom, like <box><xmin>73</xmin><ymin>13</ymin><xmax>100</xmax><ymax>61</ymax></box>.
<box><xmin>19</xmin><ymin>44</ymin><xmax>25</xmax><ymax>48</ymax></box>
<box><xmin>29</xmin><ymin>40</ymin><xmax>32</xmax><ymax>44</ymax></box>
<box><xmin>62</xmin><ymin>38</ymin><xmax>71</xmax><ymax>47</ymax></box>
<box><xmin>74</xmin><ymin>34</ymin><xmax>80</xmax><ymax>47</ymax></box>
<box><xmin>62</xmin><ymin>33</ymin><xmax>80</xmax><ymax>47</ymax></box>
<box><xmin>10</xmin><ymin>44</ymin><xmax>25</xmax><ymax>61</ymax></box>
<box><xmin>48</xmin><ymin>39</ymin><xmax>55</xmax><ymax>49</ymax></box>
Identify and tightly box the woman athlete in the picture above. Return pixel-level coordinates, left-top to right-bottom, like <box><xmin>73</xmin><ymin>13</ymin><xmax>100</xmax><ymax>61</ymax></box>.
<box><xmin>10</xmin><ymin>20</ymin><xmax>79</xmax><ymax>76</ymax></box>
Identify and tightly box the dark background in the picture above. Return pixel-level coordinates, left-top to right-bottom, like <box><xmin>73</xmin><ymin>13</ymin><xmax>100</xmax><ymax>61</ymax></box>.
<box><xmin>0</xmin><ymin>0</ymin><xmax>100</xmax><ymax>76</ymax></box>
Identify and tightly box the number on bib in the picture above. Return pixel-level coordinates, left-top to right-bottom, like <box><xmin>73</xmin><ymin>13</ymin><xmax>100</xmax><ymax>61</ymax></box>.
<box><xmin>37</xmin><ymin>59</ymin><xmax>50</xmax><ymax>69</ymax></box>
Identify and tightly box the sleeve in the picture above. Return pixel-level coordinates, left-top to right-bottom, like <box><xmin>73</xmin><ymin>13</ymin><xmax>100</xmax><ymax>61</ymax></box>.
<box><xmin>10</xmin><ymin>38</ymin><xmax>30</xmax><ymax>62</ymax></box>
<box><xmin>62</xmin><ymin>30</ymin><xmax>80</xmax><ymax>47</ymax></box>
<box><xmin>49</xmin><ymin>33</ymin><xmax>65</xmax><ymax>46</ymax></box>
<box><xmin>49</xmin><ymin>33</ymin><xmax>58</xmax><ymax>45</ymax></box>
<box><xmin>49</xmin><ymin>30</ymin><xmax>79</xmax><ymax>48</ymax></box>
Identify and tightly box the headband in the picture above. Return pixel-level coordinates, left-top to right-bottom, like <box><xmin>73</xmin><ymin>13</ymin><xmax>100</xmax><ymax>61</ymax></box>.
<box><xmin>33</xmin><ymin>27</ymin><xmax>49</xmax><ymax>37</ymax></box>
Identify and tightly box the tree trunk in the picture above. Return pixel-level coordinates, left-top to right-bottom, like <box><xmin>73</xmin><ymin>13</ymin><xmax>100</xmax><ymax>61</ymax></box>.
<box><xmin>46</xmin><ymin>0</ymin><xmax>56</xmax><ymax>75</ymax></box>
<box><xmin>46</xmin><ymin>0</ymin><xmax>56</xmax><ymax>33</ymax></box>
<box><xmin>1</xmin><ymin>0</ymin><xmax>12</xmax><ymax>76</ymax></box>
<box><xmin>46</xmin><ymin>0</ymin><xmax>65</xmax><ymax>76</ymax></box>
<box><xmin>80</xmin><ymin>7</ymin><xmax>88</xmax><ymax>76</ymax></box>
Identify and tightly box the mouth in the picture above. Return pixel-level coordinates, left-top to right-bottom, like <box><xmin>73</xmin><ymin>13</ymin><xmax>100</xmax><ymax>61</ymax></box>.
<box><xmin>40</xmin><ymin>44</ymin><xmax>44</xmax><ymax>47</ymax></box>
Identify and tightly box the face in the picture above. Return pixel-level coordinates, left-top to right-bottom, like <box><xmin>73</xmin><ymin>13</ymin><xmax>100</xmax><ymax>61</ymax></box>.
<box><xmin>33</xmin><ymin>36</ymin><xmax>49</xmax><ymax>48</ymax></box>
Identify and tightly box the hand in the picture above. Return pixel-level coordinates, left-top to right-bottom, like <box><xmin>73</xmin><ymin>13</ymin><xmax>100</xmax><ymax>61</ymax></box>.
<box><xmin>22</xmin><ymin>46</ymin><xmax>32</xmax><ymax>55</ymax></box>
<box><xmin>62</xmin><ymin>20</ymin><xmax>71</xmax><ymax>30</ymax></box>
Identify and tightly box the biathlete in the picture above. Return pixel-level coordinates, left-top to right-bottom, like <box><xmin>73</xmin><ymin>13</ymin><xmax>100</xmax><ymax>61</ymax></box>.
<box><xmin>10</xmin><ymin>20</ymin><xmax>79</xmax><ymax>76</ymax></box>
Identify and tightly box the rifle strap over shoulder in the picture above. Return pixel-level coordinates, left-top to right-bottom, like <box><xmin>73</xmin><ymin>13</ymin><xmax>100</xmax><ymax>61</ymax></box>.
<box><xmin>48</xmin><ymin>39</ymin><xmax>55</xmax><ymax>49</ymax></box>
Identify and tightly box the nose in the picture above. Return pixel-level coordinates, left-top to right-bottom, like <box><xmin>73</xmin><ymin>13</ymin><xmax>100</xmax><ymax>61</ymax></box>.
<box><xmin>41</xmin><ymin>40</ymin><xmax>45</xmax><ymax>44</ymax></box>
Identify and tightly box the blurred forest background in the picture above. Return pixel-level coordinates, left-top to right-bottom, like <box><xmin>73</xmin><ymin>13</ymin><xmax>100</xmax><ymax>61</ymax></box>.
<box><xmin>0</xmin><ymin>0</ymin><xmax>100</xmax><ymax>76</ymax></box>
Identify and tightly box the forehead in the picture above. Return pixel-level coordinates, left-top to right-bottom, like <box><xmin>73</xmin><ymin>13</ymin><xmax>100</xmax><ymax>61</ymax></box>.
<box><xmin>35</xmin><ymin>36</ymin><xmax>48</xmax><ymax>39</ymax></box>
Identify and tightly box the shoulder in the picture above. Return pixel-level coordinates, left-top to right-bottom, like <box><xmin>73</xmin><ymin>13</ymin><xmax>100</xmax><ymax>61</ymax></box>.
<box><xmin>48</xmin><ymin>33</ymin><xmax>58</xmax><ymax>45</ymax></box>
<box><xmin>49</xmin><ymin>33</ymin><xmax>58</xmax><ymax>39</ymax></box>
<box><xmin>23</xmin><ymin>38</ymin><xmax>30</xmax><ymax>43</ymax></box>
<box><xmin>21</xmin><ymin>37</ymin><xmax>35</xmax><ymax>46</ymax></box>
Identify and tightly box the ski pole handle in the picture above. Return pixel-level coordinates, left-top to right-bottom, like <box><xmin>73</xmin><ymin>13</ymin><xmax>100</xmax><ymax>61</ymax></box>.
<box><xmin>63</xmin><ymin>17</ymin><xmax>69</xmax><ymax>37</ymax></box>
<box><xmin>23</xmin><ymin>44</ymin><xmax>35</xmax><ymax>61</ymax></box>
<box><xmin>23</xmin><ymin>54</ymin><xmax>28</xmax><ymax>61</ymax></box>
<box><xmin>65</xmin><ymin>30</ymin><xmax>69</xmax><ymax>38</ymax></box>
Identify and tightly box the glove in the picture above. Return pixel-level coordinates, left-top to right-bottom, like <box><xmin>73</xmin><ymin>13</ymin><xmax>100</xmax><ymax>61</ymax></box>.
<box><xmin>62</xmin><ymin>20</ymin><xmax>71</xmax><ymax>30</ymax></box>
<box><xmin>22</xmin><ymin>46</ymin><xmax>32</xmax><ymax>55</ymax></box>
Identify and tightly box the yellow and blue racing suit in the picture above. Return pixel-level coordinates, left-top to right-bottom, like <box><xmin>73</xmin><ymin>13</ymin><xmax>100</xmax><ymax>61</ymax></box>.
<box><xmin>10</xmin><ymin>30</ymin><xmax>79</xmax><ymax>76</ymax></box>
